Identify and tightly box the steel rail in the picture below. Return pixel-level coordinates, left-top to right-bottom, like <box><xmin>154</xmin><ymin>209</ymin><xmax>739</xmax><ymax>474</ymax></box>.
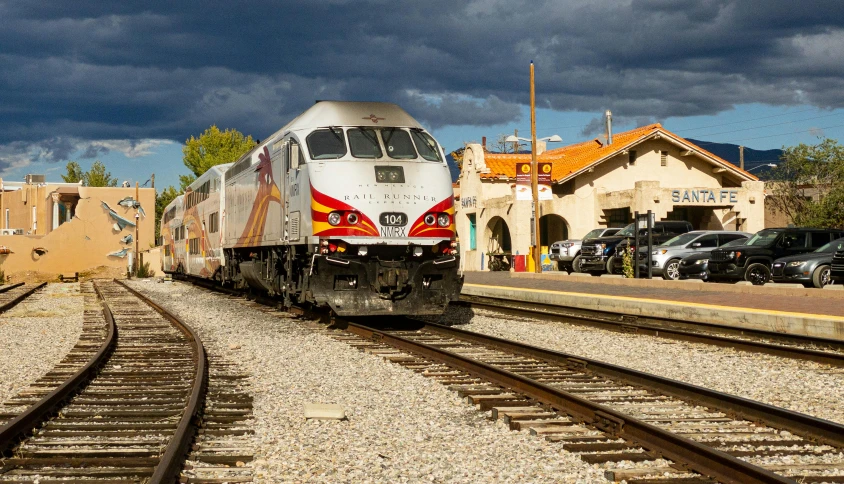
<box><xmin>0</xmin><ymin>282</ymin><xmax>47</xmax><ymax>313</ymax></box>
<box><xmin>461</xmin><ymin>294</ymin><xmax>844</xmax><ymax>366</ymax></box>
<box><xmin>0</xmin><ymin>281</ymin><xmax>25</xmax><ymax>293</ymax></box>
<box><xmin>115</xmin><ymin>279</ymin><xmax>208</xmax><ymax>484</ymax></box>
<box><xmin>0</xmin><ymin>282</ymin><xmax>116</xmax><ymax>457</ymax></box>
<box><xmin>343</xmin><ymin>321</ymin><xmax>792</xmax><ymax>484</ymax></box>
<box><xmin>423</xmin><ymin>321</ymin><xmax>844</xmax><ymax>448</ymax></box>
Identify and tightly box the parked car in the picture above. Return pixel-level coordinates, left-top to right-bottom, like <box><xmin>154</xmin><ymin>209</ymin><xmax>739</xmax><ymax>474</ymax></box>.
<box><xmin>550</xmin><ymin>228</ymin><xmax>621</xmax><ymax>272</ymax></box>
<box><xmin>645</xmin><ymin>230</ymin><xmax>752</xmax><ymax>280</ymax></box>
<box><xmin>772</xmin><ymin>240</ymin><xmax>839</xmax><ymax>288</ymax></box>
<box><xmin>581</xmin><ymin>220</ymin><xmax>693</xmax><ymax>274</ymax></box>
<box><xmin>678</xmin><ymin>237</ymin><xmax>749</xmax><ymax>281</ymax></box>
<box><xmin>708</xmin><ymin>228</ymin><xmax>844</xmax><ymax>285</ymax></box>
<box><xmin>833</xmin><ymin>240</ymin><xmax>844</xmax><ymax>283</ymax></box>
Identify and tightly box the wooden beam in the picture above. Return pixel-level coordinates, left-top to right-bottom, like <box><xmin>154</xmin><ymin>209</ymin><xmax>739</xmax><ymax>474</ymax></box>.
<box><xmin>712</xmin><ymin>167</ymin><xmax>727</xmax><ymax>173</ymax></box>
<box><xmin>680</xmin><ymin>150</ymin><xmax>693</xmax><ymax>156</ymax></box>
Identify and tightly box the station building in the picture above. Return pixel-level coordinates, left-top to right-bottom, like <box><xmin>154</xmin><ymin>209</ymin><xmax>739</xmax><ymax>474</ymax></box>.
<box><xmin>0</xmin><ymin>175</ymin><xmax>155</xmax><ymax>278</ymax></box>
<box><xmin>455</xmin><ymin>123</ymin><xmax>764</xmax><ymax>271</ymax></box>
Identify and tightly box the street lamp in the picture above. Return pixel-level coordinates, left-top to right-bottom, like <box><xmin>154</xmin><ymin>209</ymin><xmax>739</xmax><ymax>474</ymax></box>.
<box><xmin>504</xmin><ymin>62</ymin><xmax>563</xmax><ymax>273</ymax></box>
<box><xmin>747</xmin><ymin>163</ymin><xmax>777</xmax><ymax>172</ymax></box>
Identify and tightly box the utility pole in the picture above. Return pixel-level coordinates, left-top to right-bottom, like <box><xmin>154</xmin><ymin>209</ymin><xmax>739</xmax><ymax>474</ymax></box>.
<box><xmin>513</xmin><ymin>129</ymin><xmax>519</xmax><ymax>154</ymax></box>
<box><xmin>530</xmin><ymin>61</ymin><xmax>541</xmax><ymax>273</ymax></box>
<box><xmin>134</xmin><ymin>182</ymin><xmax>140</xmax><ymax>277</ymax></box>
<box><xmin>739</xmin><ymin>146</ymin><xmax>745</xmax><ymax>171</ymax></box>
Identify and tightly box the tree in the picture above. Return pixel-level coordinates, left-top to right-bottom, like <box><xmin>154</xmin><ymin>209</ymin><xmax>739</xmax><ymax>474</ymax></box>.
<box><xmin>183</xmin><ymin>125</ymin><xmax>256</xmax><ymax>178</ymax></box>
<box><xmin>155</xmin><ymin>185</ymin><xmax>180</xmax><ymax>239</ymax></box>
<box><xmin>769</xmin><ymin>138</ymin><xmax>844</xmax><ymax>228</ymax></box>
<box><xmin>61</xmin><ymin>161</ymin><xmax>84</xmax><ymax>183</ymax></box>
<box><xmin>84</xmin><ymin>161</ymin><xmax>118</xmax><ymax>187</ymax></box>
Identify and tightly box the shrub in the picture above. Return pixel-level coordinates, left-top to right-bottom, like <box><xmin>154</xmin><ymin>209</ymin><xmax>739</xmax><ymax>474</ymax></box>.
<box><xmin>135</xmin><ymin>261</ymin><xmax>153</xmax><ymax>278</ymax></box>
<box><xmin>621</xmin><ymin>247</ymin><xmax>635</xmax><ymax>279</ymax></box>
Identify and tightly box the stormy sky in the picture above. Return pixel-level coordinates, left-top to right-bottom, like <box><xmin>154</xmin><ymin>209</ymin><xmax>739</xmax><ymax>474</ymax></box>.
<box><xmin>3</xmin><ymin>0</ymin><xmax>844</xmax><ymax>177</ymax></box>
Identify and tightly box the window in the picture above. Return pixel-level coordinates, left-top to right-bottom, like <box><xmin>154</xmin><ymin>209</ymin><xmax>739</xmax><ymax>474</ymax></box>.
<box><xmin>410</xmin><ymin>130</ymin><xmax>442</xmax><ymax>161</ymax></box>
<box><xmin>694</xmin><ymin>234</ymin><xmax>719</xmax><ymax>248</ymax></box>
<box><xmin>307</xmin><ymin>128</ymin><xmax>346</xmax><ymax>160</ymax></box>
<box><xmin>603</xmin><ymin>208</ymin><xmax>630</xmax><ymax>227</ymax></box>
<box><xmin>719</xmin><ymin>234</ymin><xmax>747</xmax><ymax>245</ymax></box>
<box><xmin>165</xmin><ymin>244</ymin><xmax>171</xmax><ymax>257</ymax></box>
<box><xmin>660</xmin><ymin>151</ymin><xmax>668</xmax><ymax>166</ymax></box>
<box><xmin>348</xmin><ymin>129</ymin><xmax>382</xmax><ymax>159</ymax></box>
<box><xmin>468</xmin><ymin>214</ymin><xmax>477</xmax><ymax>250</ymax></box>
<box><xmin>32</xmin><ymin>206</ymin><xmax>37</xmax><ymax>232</ymax></box>
<box><xmin>628</xmin><ymin>150</ymin><xmax>637</xmax><ymax>165</ymax></box>
<box><xmin>189</xmin><ymin>237</ymin><xmax>200</xmax><ymax>255</ymax></box>
<box><xmin>208</xmin><ymin>212</ymin><xmax>219</xmax><ymax>233</ymax></box>
<box><xmin>809</xmin><ymin>232</ymin><xmax>832</xmax><ymax>249</ymax></box>
<box><xmin>381</xmin><ymin>128</ymin><xmax>417</xmax><ymax>159</ymax></box>
<box><xmin>4</xmin><ymin>209</ymin><xmax>8</xmax><ymax>229</ymax></box>
<box><xmin>781</xmin><ymin>231</ymin><xmax>807</xmax><ymax>249</ymax></box>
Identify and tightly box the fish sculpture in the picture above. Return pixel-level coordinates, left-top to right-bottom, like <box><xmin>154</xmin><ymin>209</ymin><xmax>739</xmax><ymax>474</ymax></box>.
<box><xmin>121</xmin><ymin>234</ymin><xmax>133</xmax><ymax>244</ymax></box>
<box><xmin>101</xmin><ymin>201</ymin><xmax>136</xmax><ymax>230</ymax></box>
<box><xmin>108</xmin><ymin>248</ymin><xmax>129</xmax><ymax>258</ymax></box>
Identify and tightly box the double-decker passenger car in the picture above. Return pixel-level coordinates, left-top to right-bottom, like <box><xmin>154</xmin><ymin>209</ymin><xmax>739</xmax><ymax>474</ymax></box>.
<box><xmin>163</xmin><ymin>101</ymin><xmax>462</xmax><ymax>316</ymax></box>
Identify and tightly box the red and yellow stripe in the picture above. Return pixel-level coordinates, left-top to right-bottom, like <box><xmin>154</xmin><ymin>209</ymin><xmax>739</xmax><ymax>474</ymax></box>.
<box><xmin>311</xmin><ymin>184</ymin><xmax>379</xmax><ymax>237</ymax></box>
<box><xmin>408</xmin><ymin>196</ymin><xmax>456</xmax><ymax>238</ymax></box>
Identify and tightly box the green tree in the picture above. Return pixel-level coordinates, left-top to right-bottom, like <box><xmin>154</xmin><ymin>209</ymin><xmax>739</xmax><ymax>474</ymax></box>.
<box><xmin>61</xmin><ymin>161</ymin><xmax>84</xmax><ymax>183</ymax></box>
<box><xmin>83</xmin><ymin>160</ymin><xmax>118</xmax><ymax>187</ymax></box>
<box><xmin>155</xmin><ymin>185</ymin><xmax>180</xmax><ymax>239</ymax></box>
<box><xmin>769</xmin><ymin>138</ymin><xmax>844</xmax><ymax>228</ymax></box>
<box><xmin>183</xmin><ymin>125</ymin><xmax>256</xmax><ymax>178</ymax></box>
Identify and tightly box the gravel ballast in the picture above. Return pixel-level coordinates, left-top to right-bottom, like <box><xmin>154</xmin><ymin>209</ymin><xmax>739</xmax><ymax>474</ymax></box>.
<box><xmin>0</xmin><ymin>283</ymin><xmax>83</xmax><ymax>403</ymax></box>
<box><xmin>127</xmin><ymin>280</ymin><xmax>608</xmax><ymax>483</ymax></box>
<box><xmin>455</xmin><ymin>307</ymin><xmax>844</xmax><ymax>425</ymax></box>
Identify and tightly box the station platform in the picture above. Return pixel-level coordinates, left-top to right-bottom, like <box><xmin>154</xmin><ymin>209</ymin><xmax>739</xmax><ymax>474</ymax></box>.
<box><xmin>462</xmin><ymin>271</ymin><xmax>844</xmax><ymax>341</ymax></box>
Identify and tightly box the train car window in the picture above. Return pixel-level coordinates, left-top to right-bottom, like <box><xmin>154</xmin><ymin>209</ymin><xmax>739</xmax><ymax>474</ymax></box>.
<box><xmin>411</xmin><ymin>130</ymin><xmax>442</xmax><ymax>161</ymax></box>
<box><xmin>381</xmin><ymin>128</ymin><xmax>417</xmax><ymax>159</ymax></box>
<box><xmin>348</xmin><ymin>128</ymin><xmax>382</xmax><ymax>159</ymax></box>
<box><xmin>290</xmin><ymin>141</ymin><xmax>301</xmax><ymax>169</ymax></box>
<box><xmin>306</xmin><ymin>128</ymin><xmax>346</xmax><ymax>159</ymax></box>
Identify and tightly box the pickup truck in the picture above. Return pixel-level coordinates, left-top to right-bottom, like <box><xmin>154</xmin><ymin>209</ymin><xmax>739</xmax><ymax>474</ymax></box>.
<box><xmin>708</xmin><ymin>228</ymin><xmax>844</xmax><ymax>285</ymax></box>
<box><xmin>549</xmin><ymin>228</ymin><xmax>621</xmax><ymax>273</ymax></box>
<box><xmin>580</xmin><ymin>221</ymin><xmax>693</xmax><ymax>274</ymax></box>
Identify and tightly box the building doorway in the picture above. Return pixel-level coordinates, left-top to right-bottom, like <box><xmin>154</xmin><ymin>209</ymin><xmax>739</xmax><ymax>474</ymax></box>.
<box><xmin>485</xmin><ymin>216</ymin><xmax>511</xmax><ymax>254</ymax></box>
<box><xmin>540</xmin><ymin>214</ymin><xmax>569</xmax><ymax>248</ymax></box>
<box><xmin>664</xmin><ymin>207</ymin><xmax>725</xmax><ymax>230</ymax></box>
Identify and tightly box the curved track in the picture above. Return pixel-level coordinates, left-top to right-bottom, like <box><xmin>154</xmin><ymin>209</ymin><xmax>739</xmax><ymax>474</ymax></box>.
<box><xmin>0</xmin><ymin>282</ymin><xmax>47</xmax><ymax>313</ymax></box>
<box><xmin>0</xmin><ymin>280</ymin><xmax>207</xmax><ymax>483</ymax></box>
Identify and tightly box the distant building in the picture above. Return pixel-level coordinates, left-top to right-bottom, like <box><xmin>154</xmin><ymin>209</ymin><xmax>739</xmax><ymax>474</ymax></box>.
<box><xmin>0</xmin><ymin>176</ymin><xmax>155</xmax><ymax>277</ymax></box>
<box><xmin>455</xmin><ymin>123</ymin><xmax>764</xmax><ymax>271</ymax></box>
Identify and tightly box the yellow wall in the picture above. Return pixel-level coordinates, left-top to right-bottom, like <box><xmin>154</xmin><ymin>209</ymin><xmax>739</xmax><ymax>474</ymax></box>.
<box><xmin>0</xmin><ymin>185</ymin><xmax>155</xmax><ymax>276</ymax></box>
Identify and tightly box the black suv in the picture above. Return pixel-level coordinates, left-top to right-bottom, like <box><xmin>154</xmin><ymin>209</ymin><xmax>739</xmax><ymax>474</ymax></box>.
<box><xmin>832</xmin><ymin>240</ymin><xmax>844</xmax><ymax>283</ymax></box>
<box><xmin>708</xmin><ymin>228</ymin><xmax>844</xmax><ymax>285</ymax></box>
<box><xmin>580</xmin><ymin>220</ymin><xmax>693</xmax><ymax>274</ymax></box>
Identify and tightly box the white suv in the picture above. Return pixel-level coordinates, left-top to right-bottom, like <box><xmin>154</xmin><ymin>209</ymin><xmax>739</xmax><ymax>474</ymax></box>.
<box><xmin>550</xmin><ymin>228</ymin><xmax>621</xmax><ymax>272</ymax></box>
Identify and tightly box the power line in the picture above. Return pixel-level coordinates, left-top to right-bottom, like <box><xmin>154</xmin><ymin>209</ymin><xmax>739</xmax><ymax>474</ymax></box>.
<box><xmin>692</xmin><ymin>111</ymin><xmax>843</xmax><ymax>138</ymax></box>
<box><xmin>674</xmin><ymin>107</ymin><xmax>819</xmax><ymax>133</ymax></box>
<box><xmin>696</xmin><ymin>122</ymin><xmax>844</xmax><ymax>145</ymax></box>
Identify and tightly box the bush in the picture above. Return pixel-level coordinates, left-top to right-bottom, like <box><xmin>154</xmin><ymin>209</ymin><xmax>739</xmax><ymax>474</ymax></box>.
<box><xmin>135</xmin><ymin>261</ymin><xmax>153</xmax><ymax>278</ymax></box>
<box><xmin>621</xmin><ymin>247</ymin><xmax>635</xmax><ymax>279</ymax></box>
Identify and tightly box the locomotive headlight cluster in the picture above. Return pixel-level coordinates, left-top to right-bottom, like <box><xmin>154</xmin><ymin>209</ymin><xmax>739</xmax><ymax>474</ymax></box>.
<box><xmin>328</xmin><ymin>212</ymin><xmax>342</xmax><ymax>226</ymax></box>
<box><xmin>423</xmin><ymin>212</ymin><xmax>452</xmax><ymax>227</ymax></box>
<box><xmin>424</xmin><ymin>213</ymin><xmax>436</xmax><ymax>226</ymax></box>
<box><xmin>328</xmin><ymin>210</ymin><xmax>361</xmax><ymax>226</ymax></box>
<box><xmin>437</xmin><ymin>213</ymin><xmax>450</xmax><ymax>227</ymax></box>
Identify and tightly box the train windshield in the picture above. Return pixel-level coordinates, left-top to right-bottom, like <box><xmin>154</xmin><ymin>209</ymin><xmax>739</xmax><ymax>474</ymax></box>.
<box><xmin>348</xmin><ymin>128</ymin><xmax>382</xmax><ymax>159</ymax></box>
<box><xmin>307</xmin><ymin>128</ymin><xmax>347</xmax><ymax>159</ymax></box>
<box><xmin>411</xmin><ymin>130</ymin><xmax>442</xmax><ymax>161</ymax></box>
<box><xmin>381</xmin><ymin>128</ymin><xmax>417</xmax><ymax>159</ymax></box>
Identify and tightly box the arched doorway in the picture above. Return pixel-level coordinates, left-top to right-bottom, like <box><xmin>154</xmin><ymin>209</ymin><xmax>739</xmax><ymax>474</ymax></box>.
<box><xmin>485</xmin><ymin>216</ymin><xmax>512</xmax><ymax>253</ymax></box>
<box><xmin>540</xmin><ymin>214</ymin><xmax>569</xmax><ymax>248</ymax></box>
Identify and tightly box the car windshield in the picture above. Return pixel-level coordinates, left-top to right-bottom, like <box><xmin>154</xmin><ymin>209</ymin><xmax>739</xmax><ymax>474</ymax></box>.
<box><xmin>410</xmin><ymin>130</ymin><xmax>442</xmax><ymax>161</ymax></box>
<box><xmin>744</xmin><ymin>229</ymin><xmax>782</xmax><ymax>246</ymax></box>
<box><xmin>815</xmin><ymin>241</ymin><xmax>835</xmax><ymax>253</ymax></box>
<box><xmin>381</xmin><ymin>128</ymin><xmax>417</xmax><ymax>159</ymax></box>
<box><xmin>720</xmin><ymin>237</ymin><xmax>748</xmax><ymax>247</ymax></box>
<box><xmin>583</xmin><ymin>229</ymin><xmax>604</xmax><ymax>239</ymax></box>
<box><xmin>662</xmin><ymin>233</ymin><xmax>701</xmax><ymax>247</ymax></box>
<box><xmin>615</xmin><ymin>223</ymin><xmax>636</xmax><ymax>237</ymax></box>
<box><xmin>347</xmin><ymin>128</ymin><xmax>382</xmax><ymax>159</ymax></box>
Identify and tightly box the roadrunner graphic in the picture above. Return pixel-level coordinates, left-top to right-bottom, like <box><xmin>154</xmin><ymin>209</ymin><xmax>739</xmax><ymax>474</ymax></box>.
<box><xmin>236</xmin><ymin>146</ymin><xmax>281</xmax><ymax>247</ymax></box>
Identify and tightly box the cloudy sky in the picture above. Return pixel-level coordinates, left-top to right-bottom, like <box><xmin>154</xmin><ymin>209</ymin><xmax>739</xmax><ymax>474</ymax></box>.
<box><xmin>3</xmin><ymin>0</ymin><xmax>844</xmax><ymax>188</ymax></box>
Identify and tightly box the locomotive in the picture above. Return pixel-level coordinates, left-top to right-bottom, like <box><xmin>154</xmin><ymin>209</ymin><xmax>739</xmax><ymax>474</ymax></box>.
<box><xmin>161</xmin><ymin>101</ymin><xmax>462</xmax><ymax>316</ymax></box>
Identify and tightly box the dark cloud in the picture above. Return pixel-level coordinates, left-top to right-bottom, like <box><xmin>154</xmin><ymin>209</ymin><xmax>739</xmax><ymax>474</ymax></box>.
<box><xmin>3</xmin><ymin>0</ymin><xmax>844</xmax><ymax>167</ymax></box>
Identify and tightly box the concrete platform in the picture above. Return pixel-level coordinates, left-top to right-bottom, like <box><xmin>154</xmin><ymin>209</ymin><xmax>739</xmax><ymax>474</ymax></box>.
<box><xmin>462</xmin><ymin>272</ymin><xmax>844</xmax><ymax>341</ymax></box>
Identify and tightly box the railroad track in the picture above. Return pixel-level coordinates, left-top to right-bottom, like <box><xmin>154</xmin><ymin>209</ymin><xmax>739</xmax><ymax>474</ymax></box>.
<box><xmin>0</xmin><ymin>280</ymin><xmax>207</xmax><ymax>483</ymax></box>
<box><xmin>0</xmin><ymin>282</ymin><xmax>47</xmax><ymax>313</ymax></box>
<box><xmin>460</xmin><ymin>294</ymin><xmax>844</xmax><ymax>367</ymax></box>
<box><xmin>329</xmin><ymin>320</ymin><xmax>844</xmax><ymax>483</ymax></box>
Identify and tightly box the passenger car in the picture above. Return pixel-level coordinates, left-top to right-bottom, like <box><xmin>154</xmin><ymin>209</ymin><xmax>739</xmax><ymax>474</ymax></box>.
<box><xmin>647</xmin><ymin>231</ymin><xmax>751</xmax><ymax>280</ymax></box>
<box><xmin>708</xmin><ymin>228</ymin><xmax>844</xmax><ymax>285</ymax></box>
<box><xmin>549</xmin><ymin>227</ymin><xmax>620</xmax><ymax>272</ymax></box>
<box><xmin>771</xmin><ymin>241</ymin><xmax>839</xmax><ymax>288</ymax></box>
<box><xmin>677</xmin><ymin>237</ymin><xmax>749</xmax><ymax>280</ymax></box>
<box><xmin>590</xmin><ymin>221</ymin><xmax>693</xmax><ymax>275</ymax></box>
<box><xmin>833</xmin><ymin>240</ymin><xmax>844</xmax><ymax>283</ymax></box>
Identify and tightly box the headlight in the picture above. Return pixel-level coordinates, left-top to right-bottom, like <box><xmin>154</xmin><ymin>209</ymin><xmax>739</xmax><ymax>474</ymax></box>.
<box><xmin>346</xmin><ymin>212</ymin><xmax>359</xmax><ymax>225</ymax></box>
<box><xmin>727</xmin><ymin>251</ymin><xmax>736</xmax><ymax>258</ymax></box>
<box><xmin>424</xmin><ymin>213</ymin><xmax>436</xmax><ymax>226</ymax></box>
<box><xmin>651</xmin><ymin>251</ymin><xmax>658</xmax><ymax>256</ymax></box>
<box><xmin>437</xmin><ymin>213</ymin><xmax>450</xmax><ymax>227</ymax></box>
<box><xmin>787</xmin><ymin>261</ymin><xmax>806</xmax><ymax>267</ymax></box>
<box><xmin>328</xmin><ymin>212</ymin><xmax>342</xmax><ymax>226</ymax></box>
<box><xmin>695</xmin><ymin>258</ymin><xmax>709</xmax><ymax>265</ymax></box>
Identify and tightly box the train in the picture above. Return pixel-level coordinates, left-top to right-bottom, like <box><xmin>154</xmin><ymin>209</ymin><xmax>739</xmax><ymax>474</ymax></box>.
<box><xmin>161</xmin><ymin>101</ymin><xmax>462</xmax><ymax>316</ymax></box>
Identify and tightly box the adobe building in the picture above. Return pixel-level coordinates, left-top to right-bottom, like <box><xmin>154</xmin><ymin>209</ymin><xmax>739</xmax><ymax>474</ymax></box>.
<box><xmin>456</xmin><ymin>123</ymin><xmax>764</xmax><ymax>271</ymax></box>
<box><xmin>0</xmin><ymin>175</ymin><xmax>155</xmax><ymax>278</ymax></box>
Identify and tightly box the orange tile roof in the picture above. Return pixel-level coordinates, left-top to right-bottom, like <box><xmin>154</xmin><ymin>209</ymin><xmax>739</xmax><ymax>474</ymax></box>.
<box><xmin>479</xmin><ymin>124</ymin><xmax>757</xmax><ymax>182</ymax></box>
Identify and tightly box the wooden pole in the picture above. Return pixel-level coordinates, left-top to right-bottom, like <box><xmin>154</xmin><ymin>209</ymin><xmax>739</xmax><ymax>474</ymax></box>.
<box><xmin>530</xmin><ymin>61</ymin><xmax>541</xmax><ymax>273</ymax></box>
<box><xmin>135</xmin><ymin>182</ymin><xmax>139</xmax><ymax>277</ymax></box>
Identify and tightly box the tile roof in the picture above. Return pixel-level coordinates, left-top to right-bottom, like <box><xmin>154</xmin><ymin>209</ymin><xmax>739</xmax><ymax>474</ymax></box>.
<box><xmin>479</xmin><ymin>124</ymin><xmax>757</xmax><ymax>182</ymax></box>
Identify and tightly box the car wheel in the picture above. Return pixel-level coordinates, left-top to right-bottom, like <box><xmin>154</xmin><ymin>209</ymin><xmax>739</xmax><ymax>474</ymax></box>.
<box><xmin>812</xmin><ymin>265</ymin><xmax>832</xmax><ymax>288</ymax></box>
<box><xmin>572</xmin><ymin>255</ymin><xmax>583</xmax><ymax>273</ymax></box>
<box><xmin>745</xmin><ymin>263</ymin><xmax>771</xmax><ymax>286</ymax></box>
<box><xmin>605</xmin><ymin>256</ymin><xmax>616</xmax><ymax>275</ymax></box>
<box><xmin>662</xmin><ymin>259</ymin><xmax>681</xmax><ymax>280</ymax></box>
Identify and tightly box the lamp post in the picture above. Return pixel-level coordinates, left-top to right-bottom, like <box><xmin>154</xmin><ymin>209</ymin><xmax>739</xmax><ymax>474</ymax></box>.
<box><xmin>505</xmin><ymin>62</ymin><xmax>562</xmax><ymax>273</ymax></box>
